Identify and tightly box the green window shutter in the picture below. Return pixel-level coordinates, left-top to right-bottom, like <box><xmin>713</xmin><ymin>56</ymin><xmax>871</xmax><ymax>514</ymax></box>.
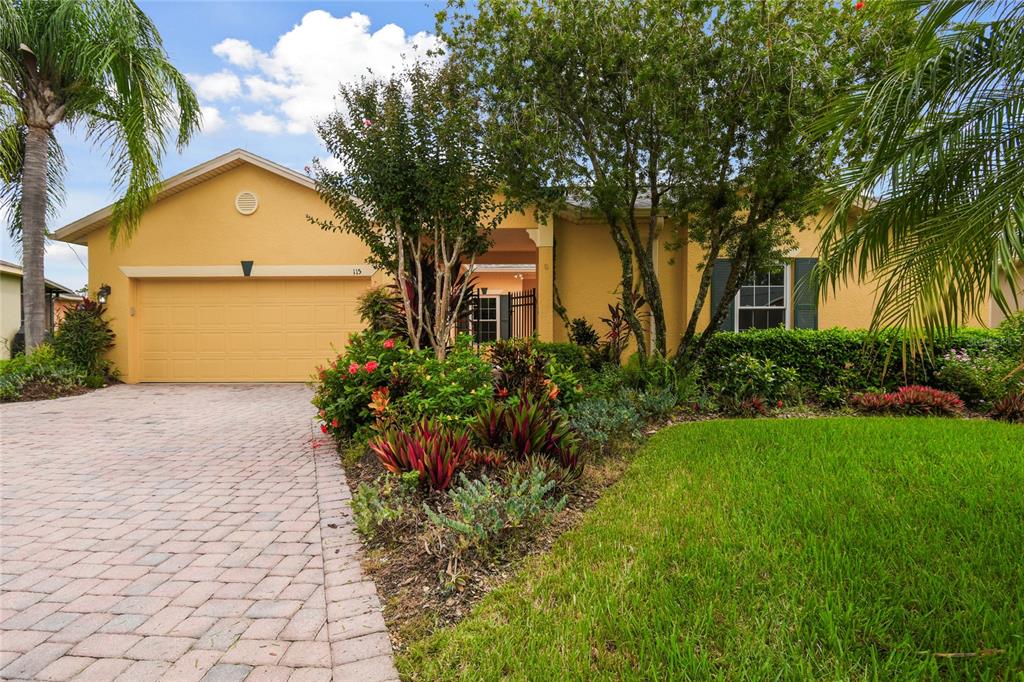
<box><xmin>793</xmin><ymin>258</ymin><xmax>819</xmax><ymax>330</ymax></box>
<box><xmin>710</xmin><ymin>259</ymin><xmax>736</xmax><ymax>332</ymax></box>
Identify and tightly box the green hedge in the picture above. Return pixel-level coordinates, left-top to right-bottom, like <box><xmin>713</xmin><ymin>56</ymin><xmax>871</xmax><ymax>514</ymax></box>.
<box><xmin>699</xmin><ymin>327</ymin><xmax>1004</xmax><ymax>392</ymax></box>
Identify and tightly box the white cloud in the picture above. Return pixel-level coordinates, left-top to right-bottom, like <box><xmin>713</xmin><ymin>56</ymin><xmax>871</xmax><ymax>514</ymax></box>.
<box><xmin>239</xmin><ymin>111</ymin><xmax>285</xmax><ymax>134</ymax></box>
<box><xmin>213</xmin><ymin>37</ymin><xmax>261</xmax><ymax>69</ymax></box>
<box><xmin>194</xmin><ymin>11</ymin><xmax>439</xmax><ymax>135</ymax></box>
<box><xmin>200</xmin><ymin>106</ymin><xmax>226</xmax><ymax>133</ymax></box>
<box><xmin>187</xmin><ymin>70</ymin><xmax>243</xmax><ymax>101</ymax></box>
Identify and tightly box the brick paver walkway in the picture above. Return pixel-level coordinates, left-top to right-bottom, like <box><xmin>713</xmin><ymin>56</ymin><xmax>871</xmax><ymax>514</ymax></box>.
<box><xmin>0</xmin><ymin>384</ymin><xmax>396</xmax><ymax>682</ymax></box>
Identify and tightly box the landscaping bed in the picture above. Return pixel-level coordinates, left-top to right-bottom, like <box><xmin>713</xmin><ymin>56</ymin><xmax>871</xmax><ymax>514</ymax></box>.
<box><xmin>399</xmin><ymin>417</ymin><xmax>1024</xmax><ymax>680</ymax></box>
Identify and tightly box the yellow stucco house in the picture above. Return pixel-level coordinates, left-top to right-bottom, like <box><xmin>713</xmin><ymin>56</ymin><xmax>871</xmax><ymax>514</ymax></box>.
<box><xmin>53</xmin><ymin>149</ymin><xmax>1019</xmax><ymax>383</ymax></box>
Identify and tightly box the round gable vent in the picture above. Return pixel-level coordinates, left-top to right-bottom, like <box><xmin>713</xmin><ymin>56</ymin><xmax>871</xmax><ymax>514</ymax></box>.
<box><xmin>235</xmin><ymin>191</ymin><xmax>259</xmax><ymax>215</ymax></box>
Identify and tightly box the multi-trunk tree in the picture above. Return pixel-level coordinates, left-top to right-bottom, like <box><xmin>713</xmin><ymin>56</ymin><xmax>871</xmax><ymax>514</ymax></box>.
<box><xmin>443</xmin><ymin>0</ymin><xmax>913</xmax><ymax>366</ymax></box>
<box><xmin>312</xmin><ymin>61</ymin><xmax>517</xmax><ymax>360</ymax></box>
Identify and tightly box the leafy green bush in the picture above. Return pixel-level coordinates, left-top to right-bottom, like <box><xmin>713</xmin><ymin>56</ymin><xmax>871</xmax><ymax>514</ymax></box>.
<box><xmin>701</xmin><ymin>327</ymin><xmax>1003</xmax><ymax>394</ymax></box>
<box><xmin>566</xmin><ymin>317</ymin><xmax>599</xmax><ymax>347</ymax></box>
<box><xmin>489</xmin><ymin>337</ymin><xmax>583</xmax><ymax>405</ymax></box>
<box><xmin>994</xmin><ymin>312</ymin><xmax>1024</xmax><ymax>361</ymax></box>
<box><xmin>52</xmin><ymin>299</ymin><xmax>115</xmax><ymax>378</ymax></box>
<box><xmin>424</xmin><ymin>468</ymin><xmax>566</xmax><ymax>555</ymax></box>
<box><xmin>393</xmin><ymin>335</ymin><xmax>493</xmax><ymax>424</ymax></box>
<box><xmin>356</xmin><ymin>285</ymin><xmax>404</xmax><ymax>334</ymax></box>
<box><xmin>711</xmin><ymin>353</ymin><xmax>799</xmax><ymax>412</ymax></box>
<box><xmin>933</xmin><ymin>348</ymin><xmax>1023</xmax><ymax>408</ymax></box>
<box><xmin>0</xmin><ymin>344</ymin><xmax>86</xmax><ymax>402</ymax></box>
<box><xmin>535</xmin><ymin>341</ymin><xmax>591</xmax><ymax>376</ymax></box>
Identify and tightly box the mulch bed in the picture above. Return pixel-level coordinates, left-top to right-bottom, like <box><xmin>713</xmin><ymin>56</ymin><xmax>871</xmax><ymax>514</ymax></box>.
<box><xmin>3</xmin><ymin>380</ymin><xmax>94</xmax><ymax>403</ymax></box>
<box><xmin>337</xmin><ymin>442</ymin><xmax>634</xmax><ymax>652</ymax></box>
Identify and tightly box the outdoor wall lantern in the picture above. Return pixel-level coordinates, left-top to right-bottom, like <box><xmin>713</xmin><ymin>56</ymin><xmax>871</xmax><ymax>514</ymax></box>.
<box><xmin>97</xmin><ymin>284</ymin><xmax>111</xmax><ymax>304</ymax></box>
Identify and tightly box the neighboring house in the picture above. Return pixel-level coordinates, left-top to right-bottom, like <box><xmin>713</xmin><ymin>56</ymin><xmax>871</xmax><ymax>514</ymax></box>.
<box><xmin>53</xmin><ymin>148</ymin><xmax>1020</xmax><ymax>383</ymax></box>
<box><xmin>0</xmin><ymin>260</ymin><xmax>83</xmax><ymax>360</ymax></box>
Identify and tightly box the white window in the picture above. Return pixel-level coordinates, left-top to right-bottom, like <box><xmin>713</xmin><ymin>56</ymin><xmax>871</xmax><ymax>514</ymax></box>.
<box><xmin>734</xmin><ymin>265</ymin><xmax>790</xmax><ymax>331</ymax></box>
<box><xmin>473</xmin><ymin>295</ymin><xmax>500</xmax><ymax>342</ymax></box>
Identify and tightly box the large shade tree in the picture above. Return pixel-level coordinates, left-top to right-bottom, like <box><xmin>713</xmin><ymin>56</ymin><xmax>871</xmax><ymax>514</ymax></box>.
<box><xmin>813</xmin><ymin>0</ymin><xmax>1024</xmax><ymax>350</ymax></box>
<box><xmin>0</xmin><ymin>0</ymin><xmax>199</xmax><ymax>350</ymax></box>
<box><xmin>442</xmin><ymin>0</ymin><xmax>913</xmax><ymax>366</ymax></box>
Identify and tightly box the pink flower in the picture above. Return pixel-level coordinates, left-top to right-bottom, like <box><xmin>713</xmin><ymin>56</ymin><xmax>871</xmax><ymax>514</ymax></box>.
<box><xmin>362</xmin><ymin>118</ymin><xmax>373</xmax><ymax>128</ymax></box>
<box><xmin>365</xmin><ymin>360</ymin><xmax>379</xmax><ymax>373</ymax></box>
<box><xmin>383</xmin><ymin>338</ymin><xmax>395</xmax><ymax>349</ymax></box>
<box><xmin>348</xmin><ymin>362</ymin><xmax>360</xmax><ymax>375</ymax></box>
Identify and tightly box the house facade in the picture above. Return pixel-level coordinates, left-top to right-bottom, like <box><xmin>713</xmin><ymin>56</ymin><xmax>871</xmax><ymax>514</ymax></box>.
<box><xmin>53</xmin><ymin>149</ymin><xmax>1018</xmax><ymax>383</ymax></box>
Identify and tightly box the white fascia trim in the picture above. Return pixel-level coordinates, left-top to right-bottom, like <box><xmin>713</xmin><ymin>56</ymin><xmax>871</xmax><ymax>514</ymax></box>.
<box><xmin>120</xmin><ymin>265</ymin><xmax>376</xmax><ymax>278</ymax></box>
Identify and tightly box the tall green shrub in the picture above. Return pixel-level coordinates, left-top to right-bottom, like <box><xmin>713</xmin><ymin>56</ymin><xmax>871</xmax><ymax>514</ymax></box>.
<box><xmin>52</xmin><ymin>299</ymin><xmax>115</xmax><ymax>378</ymax></box>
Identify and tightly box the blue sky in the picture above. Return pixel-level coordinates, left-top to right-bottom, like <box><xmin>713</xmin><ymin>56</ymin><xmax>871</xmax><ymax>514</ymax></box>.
<box><xmin>1</xmin><ymin>1</ymin><xmax>445</xmax><ymax>291</ymax></box>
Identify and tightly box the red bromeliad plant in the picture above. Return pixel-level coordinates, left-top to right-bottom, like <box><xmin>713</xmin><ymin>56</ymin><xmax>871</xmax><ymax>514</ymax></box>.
<box><xmin>368</xmin><ymin>418</ymin><xmax>473</xmax><ymax>490</ymax></box>
<box><xmin>851</xmin><ymin>385</ymin><xmax>964</xmax><ymax>416</ymax></box>
<box><xmin>472</xmin><ymin>401</ymin><xmax>507</xmax><ymax>449</ymax></box>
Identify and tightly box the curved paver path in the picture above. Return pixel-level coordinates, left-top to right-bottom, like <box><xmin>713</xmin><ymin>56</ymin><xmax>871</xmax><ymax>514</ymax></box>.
<box><xmin>0</xmin><ymin>384</ymin><xmax>396</xmax><ymax>682</ymax></box>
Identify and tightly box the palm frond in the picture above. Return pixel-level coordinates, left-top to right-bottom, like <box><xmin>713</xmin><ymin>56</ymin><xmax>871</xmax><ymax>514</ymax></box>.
<box><xmin>812</xmin><ymin>0</ymin><xmax>1024</xmax><ymax>352</ymax></box>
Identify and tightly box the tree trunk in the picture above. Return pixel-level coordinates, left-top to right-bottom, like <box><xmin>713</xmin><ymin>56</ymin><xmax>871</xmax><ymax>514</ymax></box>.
<box><xmin>22</xmin><ymin>126</ymin><xmax>50</xmax><ymax>352</ymax></box>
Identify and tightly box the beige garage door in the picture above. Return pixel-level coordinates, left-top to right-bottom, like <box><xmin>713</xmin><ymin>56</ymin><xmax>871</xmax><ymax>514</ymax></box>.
<box><xmin>137</xmin><ymin>278</ymin><xmax>368</xmax><ymax>382</ymax></box>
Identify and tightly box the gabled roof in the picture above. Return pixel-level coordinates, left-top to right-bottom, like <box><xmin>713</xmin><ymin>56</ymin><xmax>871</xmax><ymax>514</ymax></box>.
<box><xmin>0</xmin><ymin>259</ymin><xmax>81</xmax><ymax>296</ymax></box>
<box><xmin>53</xmin><ymin>149</ymin><xmax>316</xmax><ymax>245</ymax></box>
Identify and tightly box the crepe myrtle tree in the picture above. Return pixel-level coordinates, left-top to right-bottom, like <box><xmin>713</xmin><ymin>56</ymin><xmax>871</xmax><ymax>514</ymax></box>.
<box><xmin>443</xmin><ymin>0</ymin><xmax>913</xmax><ymax>366</ymax></box>
<box><xmin>0</xmin><ymin>0</ymin><xmax>199</xmax><ymax>351</ymax></box>
<box><xmin>312</xmin><ymin>61</ymin><xmax>517</xmax><ymax>360</ymax></box>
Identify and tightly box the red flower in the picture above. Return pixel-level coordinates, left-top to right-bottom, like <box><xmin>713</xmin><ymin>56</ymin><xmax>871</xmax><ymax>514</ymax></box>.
<box><xmin>854</xmin><ymin>1</ymin><xmax>864</xmax><ymax>9</ymax></box>
<box><xmin>331</xmin><ymin>418</ymin><xmax>339</xmax><ymax>428</ymax></box>
<box><xmin>383</xmin><ymin>338</ymin><xmax>395</xmax><ymax>349</ymax></box>
<box><xmin>365</xmin><ymin>360</ymin><xmax>379</xmax><ymax>373</ymax></box>
<box><xmin>776</xmin><ymin>400</ymin><xmax>783</xmax><ymax>409</ymax></box>
<box><xmin>348</xmin><ymin>362</ymin><xmax>359</xmax><ymax>375</ymax></box>
<box><xmin>320</xmin><ymin>424</ymin><xmax>328</xmax><ymax>433</ymax></box>
<box><xmin>497</xmin><ymin>387</ymin><xmax>509</xmax><ymax>398</ymax></box>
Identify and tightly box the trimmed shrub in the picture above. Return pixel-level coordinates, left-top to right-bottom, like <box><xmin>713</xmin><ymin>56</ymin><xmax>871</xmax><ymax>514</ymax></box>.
<box><xmin>710</xmin><ymin>353</ymin><xmax>799</xmax><ymax>412</ymax></box>
<box><xmin>701</xmin><ymin>327</ymin><xmax>1003</xmax><ymax>394</ymax></box>
<box><xmin>850</xmin><ymin>386</ymin><xmax>964</xmax><ymax>417</ymax></box>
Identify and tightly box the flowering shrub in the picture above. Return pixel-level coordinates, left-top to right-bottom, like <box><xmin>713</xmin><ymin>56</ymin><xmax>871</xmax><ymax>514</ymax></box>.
<box><xmin>934</xmin><ymin>348</ymin><xmax>1023</xmax><ymax>408</ymax></box>
<box><xmin>312</xmin><ymin>331</ymin><xmax>411</xmax><ymax>440</ymax></box>
<box><xmin>368</xmin><ymin>418</ymin><xmax>474</xmax><ymax>490</ymax></box>
<box><xmin>850</xmin><ymin>386</ymin><xmax>964</xmax><ymax>417</ymax></box>
<box><xmin>489</xmin><ymin>337</ymin><xmax>582</xmax><ymax>406</ymax></box>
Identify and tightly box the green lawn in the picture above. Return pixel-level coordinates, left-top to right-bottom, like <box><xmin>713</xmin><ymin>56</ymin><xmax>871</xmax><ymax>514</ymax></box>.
<box><xmin>400</xmin><ymin>418</ymin><xmax>1024</xmax><ymax>680</ymax></box>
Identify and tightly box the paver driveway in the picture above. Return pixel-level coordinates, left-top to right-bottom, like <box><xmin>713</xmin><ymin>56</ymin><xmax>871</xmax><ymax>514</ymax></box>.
<box><xmin>0</xmin><ymin>384</ymin><xmax>396</xmax><ymax>682</ymax></box>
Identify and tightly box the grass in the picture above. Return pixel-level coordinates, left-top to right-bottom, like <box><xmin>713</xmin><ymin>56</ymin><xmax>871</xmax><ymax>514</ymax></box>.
<box><xmin>400</xmin><ymin>417</ymin><xmax>1024</xmax><ymax>680</ymax></box>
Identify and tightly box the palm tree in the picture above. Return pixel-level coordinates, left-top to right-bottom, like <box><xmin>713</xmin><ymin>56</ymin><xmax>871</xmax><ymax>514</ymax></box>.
<box><xmin>0</xmin><ymin>0</ymin><xmax>199</xmax><ymax>350</ymax></box>
<box><xmin>812</xmin><ymin>0</ymin><xmax>1024</xmax><ymax>351</ymax></box>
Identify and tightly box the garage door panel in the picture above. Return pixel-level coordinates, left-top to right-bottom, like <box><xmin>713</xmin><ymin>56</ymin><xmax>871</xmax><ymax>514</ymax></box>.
<box><xmin>137</xmin><ymin>278</ymin><xmax>368</xmax><ymax>381</ymax></box>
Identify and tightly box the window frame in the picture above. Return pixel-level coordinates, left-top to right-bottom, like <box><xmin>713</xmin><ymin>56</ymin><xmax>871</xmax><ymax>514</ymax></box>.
<box><xmin>733</xmin><ymin>263</ymin><xmax>792</xmax><ymax>331</ymax></box>
<box><xmin>473</xmin><ymin>294</ymin><xmax>502</xmax><ymax>343</ymax></box>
